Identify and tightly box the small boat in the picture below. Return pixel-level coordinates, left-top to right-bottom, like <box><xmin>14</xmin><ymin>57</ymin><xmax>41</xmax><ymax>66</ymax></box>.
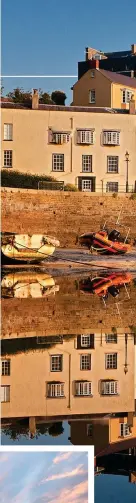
<box><xmin>1</xmin><ymin>232</ymin><xmax>60</xmax><ymax>264</ymax></box>
<box><xmin>78</xmin><ymin>272</ymin><xmax>132</xmax><ymax>299</ymax></box>
<box><xmin>1</xmin><ymin>270</ymin><xmax>59</xmax><ymax>298</ymax></box>
<box><xmin>78</xmin><ymin>228</ymin><xmax>131</xmax><ymax>255</ymax></box>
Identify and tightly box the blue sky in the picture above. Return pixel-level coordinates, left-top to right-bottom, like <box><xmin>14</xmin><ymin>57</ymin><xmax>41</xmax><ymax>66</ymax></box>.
<box><xmin>1</xmin><ymin>0</ymin><xmax>136</xmax><ymax>103</ymax></box>
<box><xmin>0</xmin><ymin>451</ymin><xmax>88</xmax><ymax>503</ymax></box>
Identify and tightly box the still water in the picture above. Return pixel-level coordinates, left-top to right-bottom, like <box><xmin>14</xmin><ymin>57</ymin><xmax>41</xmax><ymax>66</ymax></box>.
<box><xmin>95</xmin><ymin>474</ymin><xmax>136</xmax><ymax>503</ymax></box>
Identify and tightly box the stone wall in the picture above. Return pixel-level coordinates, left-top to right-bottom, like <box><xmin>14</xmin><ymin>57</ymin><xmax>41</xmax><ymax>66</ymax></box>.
<box><xmin>2</xmin><ymin>275</ymin><xmax>136</xmax><ymax>337</ymax></box>
<box><xmin>2</xmin><ymin>189</ymin><xmax>136</xmax><ymax>246</ymax></box>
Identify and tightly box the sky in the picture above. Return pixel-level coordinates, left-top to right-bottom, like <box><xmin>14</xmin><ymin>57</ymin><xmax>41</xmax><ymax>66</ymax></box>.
<box><xmin>1</xmin><ymin>0</ymin><xmax>136</xmax><ymax>103</ymax></box>
<box><xmin>0</xmin><ymin>451</ymin><xmax>88</xmax><ymax>503</ymax></box>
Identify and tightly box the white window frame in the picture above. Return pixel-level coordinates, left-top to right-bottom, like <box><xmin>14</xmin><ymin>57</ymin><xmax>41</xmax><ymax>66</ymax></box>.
<box><xmin>81</xmin><ymin>335</ymin><xmax>91</xmax><ymax>347</ymax></box>
<box><xmin>1</xmin><ymin>360</ymin><xmax>10</xmax><ymax>376</ymax></box>
<box><xmin>80</xmin><ymin>354</ymin><xmax>91</xmax><ymax>370</ymax></box>
<box><xmin>77</xmin><ymin>129</ymin><xmax>94</xmax><ymax>144</ymax></box>
<box><xmin>51</xmin><ymin>132</ymin><xmax>70</xmax><ymax>144</ymax></box>
<box><xmin>4</xmin><ymin>150</ymin><xmax>12</xmax><ymax>168</ymax></box>
<box><xmin>103</xmin><ymin>131</ymin><xmax>120</xmax><ymax>146</ymax></box>
<box><xmin>82</xmin><ymin>155</ymin><xmax>92</xmax><ymax>173</ymax></box>
<box><xmin>105</xmin><ymin>353</ymin><xmax>117</xmax><ymax>369</ymax></box>
<box><xmin>4</xmin><ymin>123</ymin><xmax>13</xmax><ymax>141</ymax></box>
<box><xmin>105</xmin><ymin>334</ymin><xmax>117</xmax><ymax>344</ymax></box>
<box><xmin>51</xmin><ymin>355</ymin><xmax>63</xmax><ymax>372</ymax></box>
<box><xmin>0</xmin><ymin>386</ymin><xmax>10</xmax><ymax>402</ymax></box>
<box><xmin>122</xmin><ymin>89</ymin><xmax>133</xmax><ymax>104</ymax></box>
<box><xmin>106</xmin><ymin>182</ymin><xmax>118</xmax><ymax>193</ymax></box>
<box><xmin>75</xmin><ymin>381</ymin><xmax>92</xmax><ymax>396</ymax></box>
<box><xmin>82</xmin><ymin>179</ymin><xmax>92</xmax><ymax>192</ymax></box>
<box><xmin>89</xmin><ymin>89</ymin><xmax>96</xmax><ymax>104</ymax></box>
<box><xmin>47</xmin><ymin>382</ymin><xmax>64</xmax><ymax>397</ymax></box>
<box><xmin>52</xmin><ymin>154</ymin><xmax>64</xmax><ymax>172</ymax></box>
<box><xmin>101</xmin><ymin>380</ymin><xmax>118</xmax><ymax>395</ymax></box>
<box><xmin>107</xmin><ymin>156</ymin><xmax>119</xmax><ymax>173</ymax></box>
<box><xmin>120</xmin><ymin>423</ymin><xmax>130</xmax><ymax>437</ymax></box>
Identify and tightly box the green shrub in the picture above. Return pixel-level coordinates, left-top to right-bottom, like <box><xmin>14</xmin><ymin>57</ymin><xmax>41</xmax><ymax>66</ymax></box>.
<box><xmin>130</xmin><ymin>193</ymin><xmax>136</xmax><ymax>200</ymax></box>
<box><xmin>64</xmin><ymin>183</ymin><xmax>78</xmax><ymax>192</ymax></box>
<box><xmin>1</xmin><ymin>170</ymin><xmax>56</xmax><ymax>189</ymax></box>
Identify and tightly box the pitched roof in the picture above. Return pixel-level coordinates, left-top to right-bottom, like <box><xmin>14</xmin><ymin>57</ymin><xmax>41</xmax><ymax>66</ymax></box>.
<box><xmin>99</xmin><ymin>69</ymin><xmax>136</xmax><ymax>88</ymax></box>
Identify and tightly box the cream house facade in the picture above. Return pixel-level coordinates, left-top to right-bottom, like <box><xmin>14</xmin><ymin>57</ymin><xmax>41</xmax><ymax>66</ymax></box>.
<box><xmin>1</xmin><ymin>94</ymin><xmax>136</xmax><ymax>193</ymax></box>
<box><xmin>1</xmin><ymin>333</ymin><xmax>135</xmax><ymax>422</ymax></box>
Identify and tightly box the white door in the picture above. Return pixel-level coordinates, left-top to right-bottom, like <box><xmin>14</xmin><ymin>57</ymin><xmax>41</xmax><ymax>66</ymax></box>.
<box><xmin>82</xmin><ymin>179</ymin><xmax>92</xmax><ymax>192</ymax></box>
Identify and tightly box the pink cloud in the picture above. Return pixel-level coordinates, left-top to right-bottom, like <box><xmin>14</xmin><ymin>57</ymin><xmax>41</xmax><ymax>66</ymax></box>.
<box><xmin>40</xmin><ymin>464</ymin><xmax>87</xmax><ymax>483</ymax></box>
<box><xmin>41</xmin><ymin>479</ymin><xmax>88</xmax><ymax>503</ymax></box>
<box><xmin>53</xmin><ymin>452</ymin><xmax>73</xmax><ymax>464</ymax></box>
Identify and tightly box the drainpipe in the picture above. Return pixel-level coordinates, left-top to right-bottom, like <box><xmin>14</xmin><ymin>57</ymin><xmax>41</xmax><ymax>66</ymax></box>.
<box><xmin>68</xmin><ymin>354</ymin><xmax>71</xmax><ymax>409</ymax></box>
<box><xmin>70</xmin><ymin>118</ymin><xmax>74</xmax><ymax>173</ymax></box>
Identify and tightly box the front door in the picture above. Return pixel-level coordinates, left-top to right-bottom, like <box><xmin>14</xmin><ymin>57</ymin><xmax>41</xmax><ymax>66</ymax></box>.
<box><xmin>78</xmin><ymin>177</ymin><xmax>96</xmax><ymax>192</ymax></box>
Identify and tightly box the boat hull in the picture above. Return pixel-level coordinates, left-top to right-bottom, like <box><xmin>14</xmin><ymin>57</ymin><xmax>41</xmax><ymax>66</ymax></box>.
<box><xmin>1</xmin><ymin>233</ymin><xmax>60</xmax><ymax>264</ymax></box>
<box><xmin>1</xmin><ymin>270</ymin><xmax>59</xmax><ymax>298</ymax></box>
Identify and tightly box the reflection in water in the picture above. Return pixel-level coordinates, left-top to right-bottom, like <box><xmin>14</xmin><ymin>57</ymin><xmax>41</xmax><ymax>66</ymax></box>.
<box><xmin>1</xmin><ymin>267</ymin><xmax>136</xmax><ymax>454</ymax></box>
<box><xmin>1</xmin><ymin>270</ymin><xmax>59</xmax><ymax>298</ymax></box>
<box><xmin>77</xmin><ymin>272</ymin><xmax>132</xmax><ymax>301</ymax></box>
<box><xmin>1</xmin><ymin>332</ymin><xmax>136</xmax><ymax>447</ymax></box>
<box><xmin>95</xmin><ymin>448</ymin><xmax>136</xmax><ymax>502</ymax></box>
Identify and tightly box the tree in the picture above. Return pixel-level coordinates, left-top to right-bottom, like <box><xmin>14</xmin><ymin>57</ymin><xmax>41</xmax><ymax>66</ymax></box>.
<box><xmin>51</xmin><ymin>90</ymin><xmax>67</xmax><ymax>105</ymax></box>
<box><xmin>39</xmin><ymin>90</ymin><xmax>54</xmax><ymax>104</ymax></box>
<box><xmin>6</xmin><ymin>87</ymin><xmax>32</xmax><ymax>107</ymax></box>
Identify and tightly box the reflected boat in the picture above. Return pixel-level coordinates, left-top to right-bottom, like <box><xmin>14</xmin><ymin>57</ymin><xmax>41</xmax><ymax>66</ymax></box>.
<box><xmin>78</xmin><ymin>272</ymin><xmax>132</xmax><ymax>299</ymax></box>
<box><xmin>1</xmin><ymin>270</ymin><xmax>59</xmax><ymax>298</ymax></box>
<box><xmin>78</xmin><ymin>228</ymin><xmax>131</xmax><ymax>254</ymax></box>
<box><xmin>1</xmin><ymin>232</ymin><xmax>60</xmax><ymax>264</ymax></box>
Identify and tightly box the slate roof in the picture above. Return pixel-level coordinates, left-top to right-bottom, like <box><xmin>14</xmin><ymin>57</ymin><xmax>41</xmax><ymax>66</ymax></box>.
<box><xmin>99</xmin><ymin>69</ymin><xmax>136</xmax><ymax>88</ymax></box>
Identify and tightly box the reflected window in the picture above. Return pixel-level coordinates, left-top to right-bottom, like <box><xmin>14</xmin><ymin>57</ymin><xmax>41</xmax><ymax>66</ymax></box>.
<box><xmin>80</xmin><ymin>354</ymin><xmax>91</xmax><ymax>370</ymax></box>
<box><xmin>47</xmin><ymin>382</ymin><xmax>64</xmax><ymax>397</ymax></box>
<box><xmin>120</xmin><ymin>423</ymin><xmax>130</xmax><ymax>437</ymax></box>
<box><xmin>75</xmin><ymin>381</ymin><xmax>92</xmax><ymax>396</ymax></box>
<box><xmin>0</xmin><ymin>386</ymin><xmax>10</xmax><ymax>402</ymax></box>
<box><xmin>87</xmin><ymin>424</ymin><xmax>93</xmax><ymax>436</ymax></box>
<box><xmin>105</xmin><ymin>334</ymin><xmax>117</xmax><ymax>344</ymax></box>
<box><xmin>101</xmin><ymin>380</ymin><xmax>118</xmax><ymax>395</ymax></box>
<box><xmin>81</xmin><ymin>335</ymin><xmax>91</xmax><ymax>347</ymax></box>
<box><xmin>51</xmin><ymin>355</ymin><xmax>63</xmax><ymax>372</ymax></box>
<box><xmin>105</xmin><ymin>353</ymin><xmax>117</xmax><ymax>369</ymax></box>
<box><xmin>1</xmin><ymin>360</ymin><xmax>10</xmax><ymax>376</ymax></box>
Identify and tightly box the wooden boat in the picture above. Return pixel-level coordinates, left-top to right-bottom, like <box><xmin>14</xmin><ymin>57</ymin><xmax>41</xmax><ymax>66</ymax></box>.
<box><xmin>1</xmin><ymin>232</ymin><xmax>60</xmax><ymax>264</ymax></box>
<box><xmin>79</xmin><ymin>272</ymin><xmax>132</xmax><ymax>299</ymax></box>
<box><xmin>1</xmin><ymin>270</ymin><xmax>59</xmax><ymax>298</ymax></box>
<box><xmin>78</xmin><ymin>229</ymin><xmax>131</xmax><ymax>255</ymax></box>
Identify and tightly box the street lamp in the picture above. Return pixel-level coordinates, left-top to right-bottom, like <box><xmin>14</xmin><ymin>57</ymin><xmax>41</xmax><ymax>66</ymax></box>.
<box><xmin>125</xmin><ymin>151</ymin><xmax>129</xmax><ymax>193</ymax></box>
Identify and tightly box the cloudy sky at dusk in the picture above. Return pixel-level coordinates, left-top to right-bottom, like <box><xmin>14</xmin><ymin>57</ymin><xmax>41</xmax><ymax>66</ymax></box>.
<box><xmin>0</xmin><ymin>451</ymin><xmax>88</xmax><ymax>503</ymax></box>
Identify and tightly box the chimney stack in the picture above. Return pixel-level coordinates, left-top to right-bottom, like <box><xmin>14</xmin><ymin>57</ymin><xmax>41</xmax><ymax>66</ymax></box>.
<box><xmin>129</xmin><ymin>94</ymin><xmax>135</xmax><ymax>114</ymax></box>
<box><xmin>131</xmin><ymin>44</ymin><xmax>136</xmax><ymax>54</ymax></box>
<box><xmin>131</xmin><ymin>70</ymin><xmax>134</xmax><ymax>78</ymax></box>
<box><xmin>32</xmin><ymin>89</ymin><xmax>39</xmax><ymax>109</ymax></box>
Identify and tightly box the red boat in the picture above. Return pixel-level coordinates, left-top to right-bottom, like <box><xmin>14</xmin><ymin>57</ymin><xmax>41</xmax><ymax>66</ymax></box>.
<box><xmin>78</xmin><ymin>229</ymin><xmax>131</xmax><ymax>254</ymax></box>
<box><xmin>79</xmin><ymin>272</ymin><xmax>132</xmax><ymax>299</ymax></box>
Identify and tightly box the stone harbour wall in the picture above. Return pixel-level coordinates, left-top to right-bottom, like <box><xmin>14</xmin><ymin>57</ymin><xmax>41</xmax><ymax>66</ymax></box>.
<box><xmin>2</xmin><ymin>189</ymin><xmax>136</xmax><ymax>246</ymax></box>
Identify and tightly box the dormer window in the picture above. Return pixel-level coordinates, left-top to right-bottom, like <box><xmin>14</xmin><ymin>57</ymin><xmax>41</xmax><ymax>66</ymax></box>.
<box><xmin>103</xmin><ymin>131</ymin><xmax>120</xmax><ymax>146</ymax></box>
<box><xmin>49</xmin><ymin>130</ymin><xmax>70</xmax><ymax>144</ymax></box>
<box><xmin>77</xmin><ymin>129</ymin><xmax>94</xmax><ymax>144</ymax></box>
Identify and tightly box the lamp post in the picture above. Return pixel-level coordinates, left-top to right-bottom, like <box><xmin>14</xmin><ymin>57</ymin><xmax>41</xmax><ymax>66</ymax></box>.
<box><xmin>125</xmin><ymin>151</ymin><xmax>129</xmax><ymax>193</ymax></box>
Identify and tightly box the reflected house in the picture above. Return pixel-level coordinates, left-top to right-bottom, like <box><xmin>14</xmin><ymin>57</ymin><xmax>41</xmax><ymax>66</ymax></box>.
<box><xmin>1</xmin><ymin>332</ymin><xmax>135</xmax><ymax>437</ymax></box>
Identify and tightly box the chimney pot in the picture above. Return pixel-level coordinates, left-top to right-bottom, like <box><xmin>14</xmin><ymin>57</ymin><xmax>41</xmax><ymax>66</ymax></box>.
<box><xmin>32</xmin><ymin>89</ymin><xmax>39</xmax><ymax>109</ymax></box>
